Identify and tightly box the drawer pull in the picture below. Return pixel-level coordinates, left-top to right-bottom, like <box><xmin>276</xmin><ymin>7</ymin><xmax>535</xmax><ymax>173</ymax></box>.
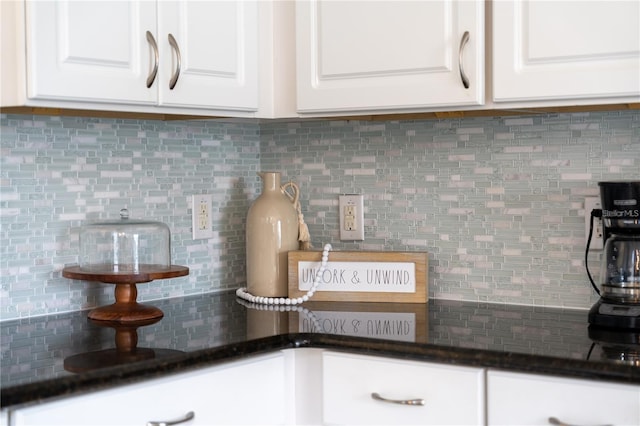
<box><xmin>371</xmin><ymin>392</ymin><xmax>425</xmax><ymax>406</ymax></box>
<box><xmin>548</xmin><ymin>417</ymin><xmax>612</xmax><ymax>426</ymax></box>
<box><xmin>147</xmin><ymin>411</ymin><xmax>195</xmax><ymax>426</ymax></box>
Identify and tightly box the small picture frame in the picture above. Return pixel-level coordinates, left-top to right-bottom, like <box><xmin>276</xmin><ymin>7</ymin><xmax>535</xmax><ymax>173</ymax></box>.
<box><xmin>288</xmin><ymin>251</ymin><xmax>428</xmax><ymax>303</ymax></box>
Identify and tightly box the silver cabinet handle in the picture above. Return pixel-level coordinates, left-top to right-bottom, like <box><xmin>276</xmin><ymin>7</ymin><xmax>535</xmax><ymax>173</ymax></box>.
<box><xmin>458</xmin><ymin>30</ymin><xmax>470</xmax><ymax>89</ymax></box>
<box><xmin>168</xmin><ymin>33</ymin><xmax>182</xmax><ymax>90</ymax></box>
<box><xmin>371</xmin><ymin>392</ymin><xmax>425</xmax><ymax>406</ymax></box>
<box><xmin>548</xmin><ymin>416</ymin><xmax>612</xmax><ymax>426</ymax></box>
<box><xmin>146</xmin><ymin>31</ymin><xmax>159</xmax><ymax>88</ymax></box>
<box><xmin>147</xmin><ymin>411</ymin><xmax>194</xmax><ymax>426</ymax></box>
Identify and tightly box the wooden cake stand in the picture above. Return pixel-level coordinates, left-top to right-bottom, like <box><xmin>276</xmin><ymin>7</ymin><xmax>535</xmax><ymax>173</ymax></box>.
<box><xmin>62</xmin><ymin>265</ymin><xmax>189</xmax><ymax>322</ymax></box>
<box><xmin>64</xmin><ymin>317</ymin><xmax>184</xmax><ymax>373</ymax></box>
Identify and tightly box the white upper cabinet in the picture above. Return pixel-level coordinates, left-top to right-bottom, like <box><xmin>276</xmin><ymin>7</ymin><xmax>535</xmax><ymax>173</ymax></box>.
<box><xmin>3</xmin><ymin>0</ymin><xmax>637</xmax><ymax>119</ymax></box>
<box><xmin>26</xmin><ymin>1</ymin><xmax>157</xmax><ymax>105</ymax></box>
<box><xmin>16</xmin><ymin>0</ymin><xmax>261</xmax><ymax>116</ymax></box>
<box><xmin>156</xmin><ymin>1</ymin><xmax>258</xmax><ymax>111</ymax></box>
<box><xmin>492</xmin><ymin>0</ymin><xmax>640</xmax><ymax>105</ymax></box>
<box><xmin>296</xmin><ymin>0</ymin><xmax>485</xmax><ymax>114</ymax></box>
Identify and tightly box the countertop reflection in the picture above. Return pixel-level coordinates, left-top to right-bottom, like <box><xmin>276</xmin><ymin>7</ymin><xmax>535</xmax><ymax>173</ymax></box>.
<box><xmin>2</xmin><ymin>290</ymin><xmax>638</xmax><ymax>408</ymax></box>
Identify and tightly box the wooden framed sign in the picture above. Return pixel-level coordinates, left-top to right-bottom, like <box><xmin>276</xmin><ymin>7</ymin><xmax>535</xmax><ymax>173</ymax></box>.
<box><xmin>288</xmin><ymin>251</ymin><xmax>428</xmax><ymax>303</ymax></box>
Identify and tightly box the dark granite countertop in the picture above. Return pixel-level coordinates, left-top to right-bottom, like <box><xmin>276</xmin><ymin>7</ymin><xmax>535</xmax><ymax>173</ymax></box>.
<box><xmin>2</xmin><ymin>290</ymin><xmax>639</xmax><ymax>409</ymax></box>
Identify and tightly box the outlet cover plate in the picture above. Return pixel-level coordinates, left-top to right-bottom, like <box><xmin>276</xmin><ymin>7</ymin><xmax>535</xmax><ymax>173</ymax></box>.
<box><xmin>339</xmin><ymin>194</ymin><xmax>364</xmax><ymax>241</ymax></box>
<box><xmin>585</xmin><ymin>197</ymin><xmax>603</xmax><ymax>250</ymax></box>
<box><xmin>192</xmin><ymin>194</ymin><xmax>213</xmax><ymax>240</ymax></box>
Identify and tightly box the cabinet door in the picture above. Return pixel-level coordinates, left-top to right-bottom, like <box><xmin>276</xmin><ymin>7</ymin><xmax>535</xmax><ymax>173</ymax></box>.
<box><xmin>157</xmin><ymin>1</ymin><xmax>259</xmax><ymax>112</ymax></box>
<box><xmin>26</xmin><ymin>1</ymin><xmax>157</xmax><ymax>105</ymax></box>
<box><xmin>322</xmin><ymin>352</ymin><xmax>485</xmax><ymax>425</ymax></box>
<box><xmin>296</xmin><ymin>0</ymin><xmax>484</xmax><ymax>114</ymax></box>
<box><xmin>487</xmin><ymin>370</ymin><xmax>640</xmax><ymax>426</ymax></box>
<box><xmin>10</xmin><ymin>353</ymin><xmax>287</xmax><ymax>426</ymax></box>
<box><xmin>493</xmin><ymin>0</ymin><xmax>640</xmax><ymax>103</ymax></box>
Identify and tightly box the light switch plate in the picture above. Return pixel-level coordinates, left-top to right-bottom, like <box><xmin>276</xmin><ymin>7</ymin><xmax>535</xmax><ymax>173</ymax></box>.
<box><xmin>339</xmin><ymin>194</ymin><xmax>364</xmax><ymax>241</ymax></box>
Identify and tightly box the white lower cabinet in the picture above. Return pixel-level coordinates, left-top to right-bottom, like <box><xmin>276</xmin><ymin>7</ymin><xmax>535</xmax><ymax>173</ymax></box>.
<box><xmin>7</xmin><ymin>349</ymin><xmax>640</xmax><ymax>426</ymax></box>
<box><xmin>487</xmin><ymin>370</ymin><xmax>640</xmax><ymax>426</ymax></box>
<box><xmin>322</xmin><ymin>352</ymin><xmax>485</xmax><ymax>425</ymax></box>
<box><xmin>9</xmin><ymin>352</ymin><xmax>289</xmax><ymax>426</ymax></box>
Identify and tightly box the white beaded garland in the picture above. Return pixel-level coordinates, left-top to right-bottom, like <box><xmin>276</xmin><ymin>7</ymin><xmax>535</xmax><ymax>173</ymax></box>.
<box><xmin>236</xmin><ymin>244</ymin><xmax>332</xmax><ymax>305</ymax></box>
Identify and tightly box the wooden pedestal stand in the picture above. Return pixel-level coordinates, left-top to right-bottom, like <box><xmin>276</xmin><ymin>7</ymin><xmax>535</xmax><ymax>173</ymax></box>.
<box><xmin>62</xmin><ymin>265</ymin><xmax>189</xmax><ymax>322</ymax></box>
<box><xmin>64</xmin><ymin>317</ymin><xmax>184</xmax><ymax>373</ymax></box>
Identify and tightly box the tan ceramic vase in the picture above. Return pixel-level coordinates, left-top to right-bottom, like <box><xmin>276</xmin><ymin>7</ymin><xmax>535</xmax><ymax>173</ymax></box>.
<box><xmin>246</xmin><ymin>172</ymin><xmax>299</xmax><ymax>298</ymax></box>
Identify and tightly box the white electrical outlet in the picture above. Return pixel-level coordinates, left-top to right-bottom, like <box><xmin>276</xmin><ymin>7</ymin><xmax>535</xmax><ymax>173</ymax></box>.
<box><xmin>339</xmin><ymin>194</ymin><xmax>364</xmax><ymax>241</ymax></box>
<box><xmin>585</xmin><ymin>197</ymin><xmax>603</xmax><ymax>250</ymax></box>
<box><xmin>192</xmin><ymin>194</ymin><xmax>213</xmax><ymax>240</ymax></box>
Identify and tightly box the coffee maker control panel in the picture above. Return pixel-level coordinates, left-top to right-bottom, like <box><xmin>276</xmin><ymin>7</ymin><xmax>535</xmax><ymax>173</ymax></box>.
<box><xmin>598</xmin><ymin>303</ymin><xmax>640</xmax><ymax>317</ymax></box>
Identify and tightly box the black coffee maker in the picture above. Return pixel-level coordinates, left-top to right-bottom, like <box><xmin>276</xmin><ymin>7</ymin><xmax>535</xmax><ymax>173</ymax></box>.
<box><xmin>587</xmin><ymin>181</ymin><xmax>640</xmax><ymax>329</ymax></box>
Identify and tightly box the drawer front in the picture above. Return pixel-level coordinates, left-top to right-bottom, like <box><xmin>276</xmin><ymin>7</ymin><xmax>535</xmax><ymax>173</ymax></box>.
<box><xmin>322</xmin><ymin>352</ymin><xmax>485</xmax><ymax>425</ymax></box>
<box><xmin>10</xmin><ymin>353</ymin><xmax>287</xmax><ymax>426</ymax></box>
<box><xmin>487</xmin><ymin>370</ymin><xmax>640</xmax><ymax>426</ymax></box>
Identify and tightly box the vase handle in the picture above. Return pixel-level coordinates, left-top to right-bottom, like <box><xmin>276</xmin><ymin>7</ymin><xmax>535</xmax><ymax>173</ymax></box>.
<box><xmin>281</xmin><ymin>181</ymin><xmax>300</xmax><ymax>206</ymax></box>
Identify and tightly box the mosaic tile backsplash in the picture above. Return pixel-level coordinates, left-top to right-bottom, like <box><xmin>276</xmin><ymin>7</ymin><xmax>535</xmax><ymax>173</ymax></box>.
<box><xmin>1</xmin><ymin>111</ymin><xmax>638</xmax><ymax>319</ymax></box>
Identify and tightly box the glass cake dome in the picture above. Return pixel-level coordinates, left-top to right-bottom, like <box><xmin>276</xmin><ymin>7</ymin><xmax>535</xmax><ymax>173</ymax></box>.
<box><xmin>79</xmin><ymin>209</ymin><xmax>171</xmax><ymax>274</ymax></box>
